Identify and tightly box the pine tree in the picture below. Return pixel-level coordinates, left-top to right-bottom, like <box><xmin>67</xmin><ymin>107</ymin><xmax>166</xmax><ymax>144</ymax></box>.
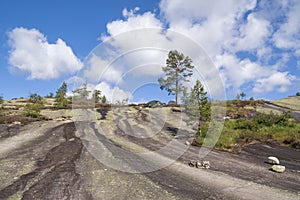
<box><xmin>101</xmin><ymin>95</ymin><xmax>107</xmax><ymax>104</ymax></box>
<box><xmin>158</xmin><ymin>50</ymin><xmax>194</xmax><ymax>105</ymax></box>
<box><xmin>55</xmin><ymin>81</ymin><xmax>68</xmax><ymax>109</ymax></box>
<box><xmin>73</xmin><ymin>82</ymin><xmax>91</xmax><ymax>101</ymax></box>
<box><xmin>240</xmin><ymin>92</ymin><xmax>246</xmax><ymax>100</ymax></box>
<box><xmin>93</xmin><ymin>90</ymin><xmax>101</xmax><ymax>103</ymax></box>
<box><xmin>184</xmin><ymin>80</ymin><xmax>210</xmax><ymax>135</ymax></box>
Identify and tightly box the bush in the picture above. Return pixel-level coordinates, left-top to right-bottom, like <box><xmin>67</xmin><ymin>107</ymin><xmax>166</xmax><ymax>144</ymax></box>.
<box><xmin>234</xmin><ymin>118</ymin><xmax>259</xmax><ymax>131</ymax></box>
<box><xmin>29</xmin><ymin>93</ymin><xmax>43</xmax><ymax>103</ymax></box>
<box><xmin>23</xmin><ymin>102</ymin><xmax>43</xmax><ymax>118</ymax></box>
<box><xmin>55</xmin><ymin>92</ymin><xmax>68</xmax><ymax>109</ymax></box>
<box><xmin>23</xmin><ymin>94</ymin><xmax>44</xmax><ymax>118</ymax></box>
<box><xmin>253</xmin><ymin>111</ymin><xmax>293</xmax><ymax>127</ymax></box>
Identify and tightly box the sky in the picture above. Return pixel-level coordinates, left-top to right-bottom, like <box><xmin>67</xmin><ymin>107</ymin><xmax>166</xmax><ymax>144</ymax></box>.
<box><xmin>0</xmin><ymin>0</ymin><xmax>299</xmax><ymax>103</ymax></box>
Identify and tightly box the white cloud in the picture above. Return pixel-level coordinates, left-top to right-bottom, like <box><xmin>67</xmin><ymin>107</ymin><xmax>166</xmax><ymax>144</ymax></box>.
<box><xmin>159</xmin><ymin>0</ymin><xmax>299</xmax><ymax>97</ymax></box>
<box><xmin>159</xmin><ymin>0</ymin><xmax>257</xmax><ymax>56</ymax></box>
<box><xmin>103</xmin><ymin>8</ymin><xmax>163</xmax><ymax>39</ymax></box>
<box><xmin>8</xmin><ymin>27</ymin><xmax>82</xmax><ymax>80</ymax></box>
<box><xmin>234</xmin><ymin>13</ymin><xmax>271</xmax><ymax>51</ymax></box>
<box><xmin>94</xmin><ymin>82</ymin><xmax>132</xmax><ymax>103</ymax></box>
<box><xmin>84</xmin><ymin>53</ymin><xmax>122</xmax><ymax>83</ymax></box>
<box><xmin>85</xmin><ymin>0</ymin><xmax>299</xmax><ymax>99</ymax></box>
<box><xmin>273</xmin><ymin>0</ymin><xmax>300</xmax><ymax>51</ymax></box>
<box><xmin>253</xmin><ymin>72</ymin><xmax>295</xmax><ymax>93</ymax></box>
<box><xmin>216</xmin><ymin>53</ymin><xmax>271</xmax><ymax>88</ymax></box>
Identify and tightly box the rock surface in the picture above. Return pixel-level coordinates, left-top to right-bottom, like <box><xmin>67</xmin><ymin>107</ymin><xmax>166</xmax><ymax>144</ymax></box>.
<box><xmin>0</xmin><ymin>107</ymin><xmax>299</xmax><ymax>199</ymax></box>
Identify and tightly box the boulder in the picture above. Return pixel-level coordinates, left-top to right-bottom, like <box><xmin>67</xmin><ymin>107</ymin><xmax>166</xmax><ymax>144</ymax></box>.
<box><xmin>272</xmin><ymin>165</ymin><xmax>285</xmax><ymax>173</ymax></box>
<box><xmin>268</xmin><ymin>156</ymin><xmax>280</xmax><ymax>165</ymax></box>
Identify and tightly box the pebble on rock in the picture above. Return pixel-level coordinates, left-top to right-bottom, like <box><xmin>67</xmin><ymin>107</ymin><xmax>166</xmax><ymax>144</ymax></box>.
<box><xmin>272</xmin><ymin>165</ymin><xmax>285</xmax><ymax>173</ymax></box>
<box><xmin>268</xmin><ymin>156</ymin><xmax>280</xmax><ymax>165</ymax></box>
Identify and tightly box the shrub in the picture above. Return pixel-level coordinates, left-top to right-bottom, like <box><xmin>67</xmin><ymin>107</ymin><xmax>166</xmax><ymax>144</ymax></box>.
<box><xmin>101</xmin><ymin>95</ymin><xmax>107</xmax><ymax>104</ymax></box>
<box><xmin>55</xmin><ymin>92</ymin><xmax>68</xmax><ymax>109</ymax></box>
<box><xmin>55</xmin><ymin>82</ymin><xmax>68</xmax><ymax>109</ymax></box>
<box><xmin>234</xmin><ymin>118</ymin><xmax>259</xmax><ymax>131</ymax></box>
<box><xmin>253</xmin><ymin>111</ymin><xmax>293</xmax><ymax>127</ymax></box>
<box><xmin>168</xmin><ymin>100</ymin><xmax>176</xmax><ymax>105</ymax></box>
<box><xmin>29</xmin><ymin>93</ymin><xmax>43</xmax><ymax>103</ymax></box>
<box><xmin>23</xmin><ymin>102</ymin><xmax>43</xmax><ymax>118</ymax></box>
<box><xmin>23</xmin><ymin>94</ymin><xmax>44</xmax><ymax>118</ymax></box>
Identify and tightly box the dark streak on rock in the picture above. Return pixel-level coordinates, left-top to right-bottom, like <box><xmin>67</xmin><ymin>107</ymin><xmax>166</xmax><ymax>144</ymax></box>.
<box><xmin>0</xmin><ymin>122</ymin><xmax>92</xmax><ymax>200</ymax></box>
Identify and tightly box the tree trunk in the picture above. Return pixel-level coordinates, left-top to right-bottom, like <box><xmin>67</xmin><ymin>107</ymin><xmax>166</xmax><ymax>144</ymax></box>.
<box><xmin>175</xmin><ymin>68</ymin><xmax>179</xmax><ymax>105</ymax></box>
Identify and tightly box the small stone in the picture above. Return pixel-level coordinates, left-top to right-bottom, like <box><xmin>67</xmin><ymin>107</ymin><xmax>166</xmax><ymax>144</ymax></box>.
<box><xmin>202</xmin><ymin>161</ymin><xmax>210</xmax><ymax>169</ymax></box>
<box><xmin>188</xmin><ymin>160</ymin><xmax>197</xmax><ymax>167</ymax></box>
<box><xmin>268</xmin><ymin>156</ymin><xmax>280</xmax><ymax>165</ymax></box>
<box><xmin>12</xmin><ymin>121</ymin><xmax>21</xmax><ymax>125</ymax></box>
<box><xmin>68</xmin><ymin>138</ymin><xmax>75</xmax><ymax>141</ymax></box>
<box><xmin>272</xmin><ymin>165</ymin><xmax>285</xmax><ymax>173</ymax></box>
<box><xmin>185</xmin><ymin>141</ymin><xmax>190</xmax><ymax>146</ymax></box>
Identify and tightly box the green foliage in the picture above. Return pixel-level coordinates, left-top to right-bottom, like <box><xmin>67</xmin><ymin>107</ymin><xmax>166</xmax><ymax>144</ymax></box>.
<box><xmin>253</xmin><ymin>111</ymin><xmax>293</xmax><ymax>126</ymax></box>
<box><xmin>55</xmin><ymin>92</ymin><xmax>68</xmax><ymax>109</ymax></box>
<box><xmin>215</xmin><ymin>111</ymin><xmax>298</xmax><ymax>150</ymax></box>
<box><xmin>296</xmin><ymin>92</ymin><xmax>300</xmax><ymax>96</ymax></box>
<box><xmin>158</xmin><ymin>50</ymin><xmax>194</xmax><ymax>105</ymax></box>
<box><xmin>101</xmin><ymin>95</ymin><xmax>107</xmax><ymax>104</ymax></box>
<box><xmin>183</xmin><ymin>80</ymin><xmax>211</xmax><ymax>122</ymax></box>
<box><xmin>45</xmin><ymin>92</ymin><xmax>54</xmax><ymax>98</ymax></box>
<box><xmin>23</xmin><ymin>95</ymin><xmax>44</xmax><ymax>118</ymax></box>
<box><xmin>240</xmin><ymin>92</ymin><xmax>246</xmax><ymax>100</ymax></box>
<box><xmin>168</xmin><ymin>100</ymin><xmax>176</xmax><ymax>105</ymax></box>
<box><xmin>29</xmin><ymin>93</ymin><xmax>43</xmax><ymax>103</ymax></box>
<box><xmin>23</xmin><ymin>103</ymin><xmax>42</xmax><ymax>118</ymax></box>
<box><xmin>234</xmin><ymin>111</ymin><xmax>293</xmax><ymax>131</ymax></box>
<box><xmin>234</xmin><ymin>118</ymin><xmax>259</xmax><ymax>131</ymax></box>
<box><xmin>73</xmin><ymin>82</ymin><xmax>90</xmax><ymax>101</ymax></box>
<box><xmin>55</xmin><ymin>81</ymin><xmax>68</xmax><ymax>109</ymax></box>
<box><xmin>56</xmin><ymin>81</ymin><xmax>67</xmax><ymax>95</ymax></box>
<box><xmin>183</xmin><ymin>80</ymin><xmax>211</xmax><ymax>137</ymax></box>
<box><xmin>0</xmin><ymin>95</ymin><xmax>3</xmax><ymax>104</ymax></box>
<box><xmin>93</xmin><ymin>90</ymin><xmax>101</xmax><ymax>103</ymax></box>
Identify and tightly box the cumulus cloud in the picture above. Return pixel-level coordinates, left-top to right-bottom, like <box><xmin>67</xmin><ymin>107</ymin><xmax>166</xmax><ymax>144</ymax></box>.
<box><xmin>234</xmin><ymin>13</ymin><xmax>271</xmax><ymax>51</ymax></box>
<box><xmin>8</xmin><ymin>27</ymin><xmax>82</xmax><ymax>80</ymax></box>
<box><xmin>158</xmin><ymin>0</ymin><xmax>299</xmax><ymax>97</ymax></box>
<box><xmin>272</xmin><ymin>0</ymin><xmax>300</xmax><ymax>51</ymax></box>
<box><xmin>84</xmin><ymin>53</ymin><xmax>122</xmax><ymax>83</ymax></box>
<box><xmin>82</xmin><ymin>0</ymin><xmax>299</xmax><ymax>100</ymax></box>
<box><xmin>94</xmin><ymin>82</ymin><xmax>132</xmax><ymax>103</ymax></box>
<box><xmin>253</xmin><ymin>72</ymin><xmax>295</xmax><ymax>93</ymax></box>
<box><xmin>103</xmin><ymin>7</ymin><xmax>163</xmax><ymax>39</ymax></box>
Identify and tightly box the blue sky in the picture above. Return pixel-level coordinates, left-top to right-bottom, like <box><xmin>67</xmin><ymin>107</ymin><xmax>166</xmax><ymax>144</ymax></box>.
<box><xmin>0</xmin><ymin>0</ymin><xmax>299</xmax><ymax>102</ymax></box>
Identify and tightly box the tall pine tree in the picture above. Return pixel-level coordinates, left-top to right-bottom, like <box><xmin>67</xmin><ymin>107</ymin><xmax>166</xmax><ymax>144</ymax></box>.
<box><xmin>158</xmin><ymin>50</ymin><xmax>194</xmax><ymax>105</ymax></box>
